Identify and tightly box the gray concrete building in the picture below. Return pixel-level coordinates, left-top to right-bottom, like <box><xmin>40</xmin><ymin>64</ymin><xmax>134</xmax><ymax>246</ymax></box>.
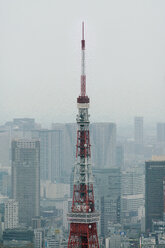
<box><xmin>32</xmin><ymin>129</ymin><xmax>63</xmax><ymax>182</ymax></box>
<box><xmin>52</xmin><ymin>123</ymin><xmax>77</xmax><ymax>177</ymax></box>
<box><xmin>121</xmin><ymin>169</ymin><xmax>145</xmax><ymax>196</ymax></box>
<box><xmin>93</xmin><ymin>168</ymin><xmax>121</xmax><ymax>237</ymax></box>
<box><xmin>0</xmin><ymin>130</ymin><xmax>10</xmax><ymax>167</ymax></box>
<box><xmin>11</xmin><ymin>139</ymin><xmax>40</xmax><ymax>227</ymax></box>
<box><xmin>157</xmin><ymin>123</ymin><xmax>165</xmax><ymax>143</ymax></box>
<box><xmin>134</xmin><ymin>117</ymin><xmax>143</xmax><ymax>145</ymax></box>
<box><xmin>116</xmin><ymin>144</ymin><xmax>124</xmax><ymax>168</ymax></box>
<box><xmin>91</xmin><ymin>123</ymin><xmax>116</xmax><ymax>168</ymax></box>
<box><xmin>145</xmin><ymin>159</ymin><xmax>165</xmax><ymax>232</ymax></box>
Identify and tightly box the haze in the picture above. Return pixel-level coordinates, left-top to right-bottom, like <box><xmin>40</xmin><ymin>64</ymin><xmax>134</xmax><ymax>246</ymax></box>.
<box><xmin>0</xmin><ymin>0</ymin><xmax>165</xmax><ymax>126</ymax></box>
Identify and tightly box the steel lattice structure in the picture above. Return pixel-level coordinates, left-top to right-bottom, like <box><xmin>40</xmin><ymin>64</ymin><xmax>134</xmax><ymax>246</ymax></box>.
<box><xmin>67</xmin><ymin>23</ymin><xmax>99</xmax><ymax>248</ymax></box>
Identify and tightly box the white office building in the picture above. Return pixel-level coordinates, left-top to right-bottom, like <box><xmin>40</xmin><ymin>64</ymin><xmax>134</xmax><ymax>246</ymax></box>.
<box><xmin>4</xmin><ymin>199</ymin><xmax>18</xmax><ymax>229</ymax></box>
<box><xmin>34</xmin><ymin>229</ymin><xmax>43</xmax><ymax>248</ymax></box>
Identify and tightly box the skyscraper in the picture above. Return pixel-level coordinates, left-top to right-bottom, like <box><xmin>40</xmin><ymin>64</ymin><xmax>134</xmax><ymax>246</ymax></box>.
<box><xmin>122</xmin><ymin>169</ymin><xmax>145</xmax><ymax>196</ymax></box>
<box><xmin>52</xmin><ymin>123</ymin><xmax>76</xmax><ymax>178</ymax></box>
<box><xmin>32</xmin><ymin>129</ymin><xmax>63</xmax><ymax>182</ymax></box>
<box><xmin>145</xmin><ymin>159</ymin><xmax>165</xmax><ymax>232</ymax></box>
<box><xmin>134</xmin><ymin>117</ymin><xmax>143</xmax><ymax>145</ymax></box>
<box><xmin>116</xmin><ymin>145</ymin><xmax>124</xmax><ymax>168</ymax></box>
<box><xmin>93</xmin><ymin>168</ymin><xmax>121</xmax><ymax>237</ymax></box>
<box><xmin>121</xmin><ymin>169</ymin><xmax>145</xmax><ymax>224</ymax></box>
<box><xmin>0</xmin><ymin>130</ymin><xmax>10</xmax><ymax>167</ymax></box>
<box><xmin>12</xmin><ymin>139</ymin><xmax>40</xmax><ymax>227</ymax></box>
<box><xmin>157</xmin><ymin>123</ymin><xmax>165</xmax><ymax>143</ymax></box>
<box><xmin>91</xmin><ymin>122</ymin><xmax>116</xmax><ymax>168</ymax></box>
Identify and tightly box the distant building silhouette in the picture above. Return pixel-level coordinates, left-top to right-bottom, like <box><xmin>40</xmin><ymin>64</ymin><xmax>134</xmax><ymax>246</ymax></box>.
<box><xmin>12</xmin><ymin>139</ymin><xmax>40</xmax><ymax>227</ymax></box>
<box><xmin>52</xmin><ymin>123</ymin><xmax>76</xmax><ymax>178</ymax></box>
<box><xmin>48</xmin><ymin>122</ymin><xmax>117</xmax><ymax>178</ymax></box>
<box><xmin>157</xmin><ymin>123</ymin><xmax>165</xmax><ymax>143</ymax></box>
<box><xmin>32</xmin><ymin>129</ymin><xmax>63</xmax><ymax>182</ymax></box>
<box><xmin>134</xmin><ymin>117</ymin><xmax>143</xmax><ymax>145</ymax></box>
<box><xmin>116</xmin><ymin>145</ymin><xmax>124</xmax><ymax>168</ymax></box>
<box><xmin>91</xmin><ymin>123</ymin><xmax>116</xmax><ymax>168</ymax></box>
<box><xmin>0</xmin><ymin>130</ymin><xmax>10</xmax><ymax>167</ymax></box>
<box><xmin>13</xmin><ymin>118</ymin><xmax>36</xmax><ymax>131</ymax></box>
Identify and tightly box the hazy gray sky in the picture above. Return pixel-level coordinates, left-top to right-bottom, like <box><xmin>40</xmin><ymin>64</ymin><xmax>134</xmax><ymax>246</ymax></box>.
<box><xmin>0</xmin><ymin>0</ymin><xmax>165</xmax><ymax>126</ymax></box>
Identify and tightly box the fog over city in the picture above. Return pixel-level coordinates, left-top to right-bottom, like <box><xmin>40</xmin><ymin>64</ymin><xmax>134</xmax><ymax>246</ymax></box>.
<box><xmin>1</xmin><ymin>1</ymin><xmax>165</xmax><ymax>247</ymax></box>
<box><xmin>0</xmin><ymin>0</ymin><xmax>165</xmax><ymax>126</ymax></box>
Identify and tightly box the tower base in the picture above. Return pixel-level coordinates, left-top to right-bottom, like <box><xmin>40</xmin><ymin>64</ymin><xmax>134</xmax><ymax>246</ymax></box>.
<box><xmin>68</xmin><ymin>223</ymin><xmax>99</xmax><ymax>247</ymax></box>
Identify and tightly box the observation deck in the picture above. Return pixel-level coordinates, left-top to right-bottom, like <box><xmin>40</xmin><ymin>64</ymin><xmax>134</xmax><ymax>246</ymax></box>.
<box><xmin>67</xmin><ymin>211</ymin><xmax>100</xmax><ymax>224</ymax></box>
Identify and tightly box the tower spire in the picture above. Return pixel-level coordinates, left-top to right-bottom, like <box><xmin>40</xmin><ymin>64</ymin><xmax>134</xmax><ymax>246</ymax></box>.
<box><xmin>80</xmin><ymin>22</ymin><xmax>86</xmax><ymax>97</ymax></box>
<box><xmin>82</xmin><ymin>21</ymin><xmax>84</xmax><ymax>40</ymax></box>
<box><xmin>81</xmin><ymin>22</ymin><xmax>85</xmax><ymax>49</ymax></box>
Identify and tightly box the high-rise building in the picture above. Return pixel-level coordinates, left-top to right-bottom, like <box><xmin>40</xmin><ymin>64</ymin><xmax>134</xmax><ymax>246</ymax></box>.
<box><xmin>4</xmin><ymin>199</ymin><xmax>19</xmax><ymax>229</ymax></box>
<box><xmin>145</xmin><ymin>159</ymin><xmax>165</xmax><ymax>232</ymax></box>
<box><xmin>0</xmin><ymin>130</ymin><xmax>10</xmax><ymax>167</ymax></box>
<box><xmin>50</xmin><ymin>129</ymin><xmax>63</xmax><ymax>181</ymax></box>
<box><xmin>122</xmin><ymin>169</ymin><xmax>145</xmax><ymax>196</ymax></box>
<box><xmin>11</xmin><ymin>139</ymin><xmax>40</xmax><ymax>227</ymax></box>
<box><xmin>121</xmin><ymin>169</ymin><xmax>145</xmax><ymax>224</ymax></box>
<box><xmin>32</xmin><ymin>129</ymin><xmax>63</xmax><ymax>182</ymax></box>
<box><xmin>116</xmin><ymin>145</ymin><xmax>124</xmax><ymax>168</ymax></box>
<box><xmin>134</xmin><ymin>117</ymin><xmax>143</xmax><ymax>145</ymax></box>
<box><xmin>91</xmin><ymin>122</ymin><xmax>116</xmax><ymax>168</ymax></box>
<box><xmin>157</xmin><ymin>123</ymin><xmax>165</xmax><ymax>143</ymax></box>
<box><xmin>93</xmin><ymin>168</ymin><xmax>121</xmax><ymax>237</ymax></box>
<box><xmin>52</xmin><ymin>123</ymin><xmax>77</xmax><ymax>177</ymax></box>
<box><xmin>34</xmin><ymin>130</ymin><xmax>51</xmax><ymax>181</ymax></box>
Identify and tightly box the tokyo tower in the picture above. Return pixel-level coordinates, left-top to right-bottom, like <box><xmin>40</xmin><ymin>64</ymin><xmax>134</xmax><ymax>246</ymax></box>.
<box><xmin>67</xmin><ymin>23</ymin><xmax>100</xmax><ymax>247</ymax></box>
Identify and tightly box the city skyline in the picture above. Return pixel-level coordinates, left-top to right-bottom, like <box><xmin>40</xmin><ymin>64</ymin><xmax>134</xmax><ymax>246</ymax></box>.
<box><xmin>0</xmin><ymin>1</ymin><xmax>165</xmax><ymax>246</ymax></box>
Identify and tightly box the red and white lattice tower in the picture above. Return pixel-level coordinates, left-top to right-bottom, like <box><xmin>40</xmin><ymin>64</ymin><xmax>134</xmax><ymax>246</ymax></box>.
<box><xmin>67</xmin><ymin>23</ymin><xmax>100</xmax><ymax>247</ymax></box>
